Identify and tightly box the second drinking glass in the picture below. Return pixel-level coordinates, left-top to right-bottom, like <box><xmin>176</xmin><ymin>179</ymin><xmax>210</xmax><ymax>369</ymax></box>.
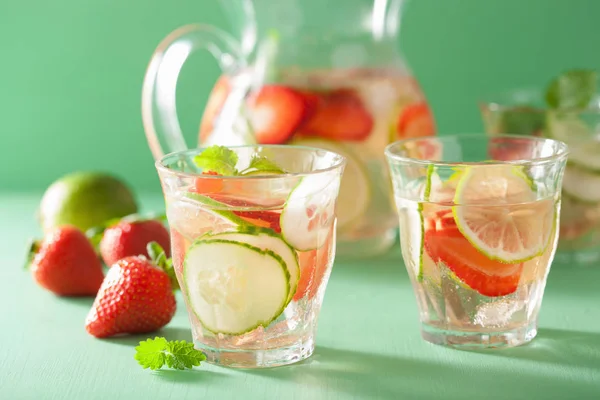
<box><xmin>386</xmin><ymin>134</ymin><xmax>569</xmax><ymax>349</ymax></box>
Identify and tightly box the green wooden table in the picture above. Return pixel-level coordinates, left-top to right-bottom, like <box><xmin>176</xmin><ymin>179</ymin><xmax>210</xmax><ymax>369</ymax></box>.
<box><xmin>1</xmin><ymin>193</ymin><xmax>599</xmax><ymax>400</ymax></box>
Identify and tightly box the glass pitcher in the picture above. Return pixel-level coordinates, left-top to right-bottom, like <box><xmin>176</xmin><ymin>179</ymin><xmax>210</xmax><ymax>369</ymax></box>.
<box><xmin>141</xmin><ymin>0</ymin><xmax>436</xmax><ymax>257</ymax></box>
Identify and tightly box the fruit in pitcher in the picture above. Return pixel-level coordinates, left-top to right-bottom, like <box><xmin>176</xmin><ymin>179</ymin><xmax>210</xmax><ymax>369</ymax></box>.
<box><xmin>39</xmin><ymin>172</ymin><xmax>138</xmax><ymax>233</ymax></box>
<box><xmin>300</xmin><ymin>89</ymin><xmax>373</xmax><ymax>141</ymax></box>
<box><xmin>199</xmin><ymin>76</ymin><xmax>231</xmax><ymax>143</ymax></box>
<box><xmin>85</xmin><ymin>250</ymin><xmax>177</xmax><ymax>338</ymax></box>
<box><xmin>424</xmin><ymin>211</ymin><xmax>524</xmax><ymax>297</ymax></box>
<box><xmin>247</xmin><ymin>85</ymin><xmax>308</xmax><ymax>144</ymax></box>
<box><xmin>290</xmin><ymin>138</ymin><xmax>370</xmax><ymax>233</ymax></box>
<box><xmin>396</xmin><ymin>102</ymin><xmax>436</xmax><ymax>139</ymax></box>
<box><xmin>99</xmin><ymin>219</ymin><xmax>171</xmax><ymax>266</ymax></box>
<box><xmin>29</xmin><ymin>225</ymin><xmax>105</xmax><ymax>296</ymax></box>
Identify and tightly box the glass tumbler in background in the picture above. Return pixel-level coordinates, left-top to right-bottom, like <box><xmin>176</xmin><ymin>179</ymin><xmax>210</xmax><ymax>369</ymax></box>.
<box><xmin>385</xmin><ymin>134</ymin><xmax>569</xmax><ymax>349</ymax></box>
<box><xmin>481</xmin><ymin>90</ymin><xmax>600</xmax><ymax>263</ymax></box>
<box><xmin>156</xmin><ymin>145</ymin><xmax>345</xmax><ymax>368</ymax></box>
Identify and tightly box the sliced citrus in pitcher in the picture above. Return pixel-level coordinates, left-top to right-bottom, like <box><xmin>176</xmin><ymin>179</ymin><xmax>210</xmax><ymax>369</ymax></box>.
<box><xmin>289</xmin><ymin>138</ymin><xmax>370</xmax><ymax>234</ymax></box>
<box><xmin>452</xmin><ymin>165</ymin><xmax>555</xmax><ymax>264</ymax></box>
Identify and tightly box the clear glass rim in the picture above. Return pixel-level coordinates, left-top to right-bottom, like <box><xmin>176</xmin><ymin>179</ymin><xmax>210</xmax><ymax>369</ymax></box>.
<box><xmin>385</xmin><ymin>133</ymin><xmax>570</xmax><ymax>167</ymax></box>
<box><xmin>155</xmin><ymin>144</ymin><xmax>347</xmax><ymax>180</ymax></box>
<box><xmin>479</xmin><ymin>87</ymin><xmax>600</xmax><ymax>113</ymax></box>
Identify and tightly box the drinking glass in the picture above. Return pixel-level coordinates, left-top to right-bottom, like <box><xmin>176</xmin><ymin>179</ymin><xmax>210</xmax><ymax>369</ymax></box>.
<box><xmin>156</xmin><ymin>145</ymin><xmax>345</xmax><ymax>367</ymax></box>
<box><xmin>481</xmin><ymin>90</ymin><xmax>600</xmax><ymax>264</ymax></box>
<box><xmin>385</xmin><ymin>134</ymin><xmax>569</xmax><ymax>349</ymax></box>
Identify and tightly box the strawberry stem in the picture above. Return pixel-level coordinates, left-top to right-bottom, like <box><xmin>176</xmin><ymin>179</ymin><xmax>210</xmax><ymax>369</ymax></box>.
<box><xmin>24</xmin><ymin>238</ymin><xmax>41</xmax><ymax>270</ymax></box>
<box><xmin>146</xmin><ymin>242</ymin><xmax>179</xmax><ymax>291</ymax></box>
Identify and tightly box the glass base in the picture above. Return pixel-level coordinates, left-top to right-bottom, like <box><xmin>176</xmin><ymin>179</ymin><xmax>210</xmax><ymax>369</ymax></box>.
<box><xmin>420</xmin><ymin>321</ymin><xmax>538</xmax><ymax>350</ymax></box>
<box><xmin>554</xmin><ymin>247</ymin><xmax>600</xmax><ymax>265</ymax></box>
<box><xmin>336</xmin><ymin>227</ymin><xmax>397</xmax><ymax>258</ymax></box>
<box><xmin>194</xmin><ymin>336</ymin><xmax>315</xmax><ymax>369</ymax></box>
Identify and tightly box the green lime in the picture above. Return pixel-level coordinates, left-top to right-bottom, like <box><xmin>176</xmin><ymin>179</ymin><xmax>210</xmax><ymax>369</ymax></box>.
<box><xmin>39</xmin><ymin>172</ymin><xmax>138</xmax><ymax>232</ymax></box>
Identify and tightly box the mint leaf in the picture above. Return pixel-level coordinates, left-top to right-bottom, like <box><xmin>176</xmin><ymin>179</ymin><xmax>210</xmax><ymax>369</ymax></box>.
<box><xmin>240</xmin><ymin>155</ymin><xmax>285</xmax><ymax>175</ymax></box>
<box><xmin>545</xmin><ymin>69</ymin><xmax>597</xmax><ymax>110</ymax></box>
<box><xmin>193</xmin><ymin>145</ymin><xmax>239</xmax><ymax>176</ymax></box>
<box><xmin>134</xmin><ymin>337</ymin><xmax>169</xmax><ymax>370</ymax></box>
<box><xmin>498</xmin><ymin>106</ymin><xmax>546</xmax><ymax>136</ymax></box>
<box><xmin>134</xmin><ymin>337</ymin><xmax>206</xmax><ymax>371</ymax></box>
<box><xmin>164</xmin><ymin>341</ymin><xmax>207</xmax><ymax>370</ymax></box>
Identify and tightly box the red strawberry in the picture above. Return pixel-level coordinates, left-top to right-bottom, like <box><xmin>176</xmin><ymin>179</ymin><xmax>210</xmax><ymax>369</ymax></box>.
<box><xmin>208</xmin><ymin>193</ymin><xmax>282</xmax><ymax>232</ymax></box>
<box><xmin>199</xmin><ymin>75</ymin><xmax>231</xmax><ymax>143</ymax></box>
<box><xmin>247</xmin><ymin>85</ymin><xmax>309</xmax><ymax>144</ymax></box>
<box><xmin>424</xmin><ymin>210</ymin><xmax>523</xmax><ymax>297</ymax></box>
<box><xmin>300</xmin><ymin>89</ymin><xmax>373</xmax><ymax>141</ymax></box>
<box><xmin>191</xmin><ymin>170</ymin><xmax>224</xmax><ymax>194</ymax></box>
<box><xmin>100</xmin><ymin>219</ymin><xmax>170</xmax><ymax>267</ymax></box>
<box><xmin>29</xmin><ymin>225</ymin><xmax>104</xmax><ymax>296</ymax></box>
<box><xmin>396</xmin><ymin>102</ymin><xmax>436</xmax><ymax>139</ymax></box>
<box><xmin>85</xmin><ymin>254</ymin><xmax>177</xmax><ymax>338</ymax></box>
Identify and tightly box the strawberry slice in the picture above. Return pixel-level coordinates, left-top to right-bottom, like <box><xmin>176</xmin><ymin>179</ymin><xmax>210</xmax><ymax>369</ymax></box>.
<box><xmin>190</xmin><ymin>171</ymin><xmax>223</xmax><ymax>194</ymax></box>
<box><xmin>208</xmin><ymin>194</ymin><xmax>282</xmax><ymax>233</ymax></box>
<box><xmin>247</xmin><ymin>85</ymin><xmax>308</xmax><ymax>144</ymax></box>
<box><xmin>233</xmin><ymin>210</ymin><xmax>282</xmax><ymax>233</ymax></box>
<box><xmin>300</xmin><ymin>89</ymin><xmax>373</xmax><ymax>141</ymax></box>
<box><xmin>293</xmin><ymin>226</ymin><xmax>334</xmax><ymax>301</ymax></box>
<box><xmin>199</xmin><ymin>75</ymin><xmax>231</xmax><ymax>143</ymax></box>
<box><xmin>396</xmin><ymin>102</ymin><xmax>436</xmax><ymax>139</ymax></box>
<box><xmin>424</xmin><ymin>210</ymin><xmax>523</xmax><ymax>297</ymax></box>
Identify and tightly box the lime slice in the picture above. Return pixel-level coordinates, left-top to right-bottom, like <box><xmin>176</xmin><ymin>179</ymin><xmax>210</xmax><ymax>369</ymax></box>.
<box><xmin>452</xmin><ymin>165</ymin><xmax>554</xmax><ymax>263</ymax></box>
<box><xmin>545</xmin><ymin>112</ymin><xmax>591</xmax><ymax>143</ymax></box>
<box><xmin>562</xmin><ymin>164</ymin><xmax>600</xmax><ymax>202</ymax></box>
<box><xmin>567</xmin><ymin>139</ymin><xmax>600</xmax><ymax>172</ymax></box>
<box><xmin>290</xmin><ymin>138</ymin><xmax>371</xmax><ymax>233</ymax></box>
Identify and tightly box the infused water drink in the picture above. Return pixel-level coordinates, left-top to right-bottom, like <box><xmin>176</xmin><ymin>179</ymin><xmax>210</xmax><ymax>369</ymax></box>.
<box><xmin>157</xmin><ymin>145</ymin><xmax>345</xmax><ymax>367</ymax></box>
<box><xmin>386</xmin><ymin>135</ymin><xmax>568</xmax><ymax>348</ymax></box>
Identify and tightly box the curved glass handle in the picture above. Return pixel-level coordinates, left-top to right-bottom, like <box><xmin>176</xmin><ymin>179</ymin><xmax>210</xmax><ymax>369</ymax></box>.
<box><xmin>141</xmin><ymin>24</ymin><xmax>245</xmax><ymax>160</ymax></box>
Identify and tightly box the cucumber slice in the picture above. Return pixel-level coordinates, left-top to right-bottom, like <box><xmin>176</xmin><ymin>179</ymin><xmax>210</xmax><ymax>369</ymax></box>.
<box><xmin>289</xmin><ymin>138</ymin><xmax>370</xmax><ymax>233</ymax></box>
<box><xmin>183</xmin><ymin>239</ymin><xmax>290</xmax><ymax>335</ymax></box>
<box><xmin>280</xmin><ymin>173</ymin><xmax>340</xmax><ymax>251</ymax></box>
<box><xmin>206</xmin><ymin>228</ymin><xmax>300</xmax><ymax>304</ymax></box>
<box><xmin>562</xmin><ymin>164</ymin><xmax>600</xmax><ymax>203</ymax></box>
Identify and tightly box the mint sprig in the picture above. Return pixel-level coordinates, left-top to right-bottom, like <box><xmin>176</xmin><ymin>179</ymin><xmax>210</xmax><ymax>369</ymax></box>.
<box><xmin>240</xmin><ymin>155</ymin><xmax>285</xmax><ymax>175</ymax></box>
<box><xmin>545</xmin><ymin>69</ymin><xmax>597</xmax><ymax>110</ymax></box>
<box><xmin>134</xmin><ymin>337</ymin><xmax>206</xmax><ymax>370</ymax></box>
<box><xmin>193</xmin><ymin>145</ymin><xmax>286</xmax><ymax>176</ymax></box>
<box><xmin>193</xmin><ymin>145</ymin><xmax>239</xmax><ymax>176</ymax></box>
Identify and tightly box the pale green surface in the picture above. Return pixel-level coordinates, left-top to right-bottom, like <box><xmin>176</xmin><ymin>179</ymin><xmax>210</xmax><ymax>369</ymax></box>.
<box><xmin>2</xmin><ymin>0</ymin><xmax>600</xmax><ymax>192</ymax></box>
<box><xmin>1</xmin><ymin>193</ymin><xmax>599</xmax><ymax>399</ymax></box>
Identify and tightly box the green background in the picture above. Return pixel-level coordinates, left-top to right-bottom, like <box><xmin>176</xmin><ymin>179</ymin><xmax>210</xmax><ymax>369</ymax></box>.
<box><xmin>1</xmin><ymin>0</ymin><xmax>599</xmax><ymax>193</ymax></box>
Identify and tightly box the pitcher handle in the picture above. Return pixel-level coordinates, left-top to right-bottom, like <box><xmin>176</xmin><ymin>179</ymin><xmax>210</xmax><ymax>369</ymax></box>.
<box><xmin>141</xmin><ymin>24</ymin><xmax>244</xmax><ymax>160</ymax></box>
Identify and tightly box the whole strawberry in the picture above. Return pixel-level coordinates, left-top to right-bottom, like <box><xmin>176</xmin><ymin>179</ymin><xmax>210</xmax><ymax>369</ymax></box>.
<box><xmin>99</xmin><ymin>219</ymin><xmax>170</xmax><ymax>267</ymax></box>
<box><xmin>30</xmin><ymin>225</ymin><xmax>104</xmax><ymax>296</ymax></box>
<box><xmin>85</xmin><ymin>243</ymin><xmax>177</xmax><ymax>338</ymax></box>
